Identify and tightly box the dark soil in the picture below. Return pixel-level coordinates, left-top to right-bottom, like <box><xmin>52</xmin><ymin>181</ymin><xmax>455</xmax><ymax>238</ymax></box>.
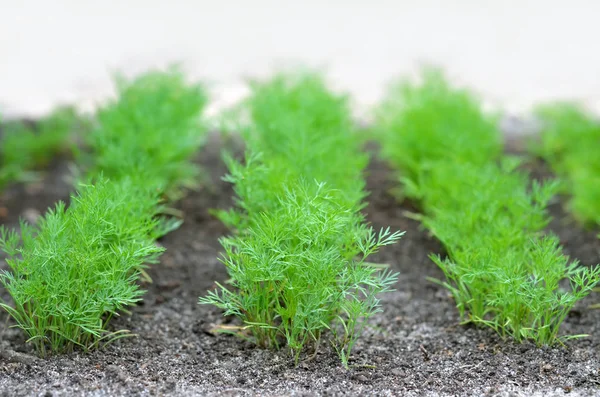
<box><xmin>0</xmin><ymin>132</ymin><xmax>599</xmax><ymax>397</ymax></box>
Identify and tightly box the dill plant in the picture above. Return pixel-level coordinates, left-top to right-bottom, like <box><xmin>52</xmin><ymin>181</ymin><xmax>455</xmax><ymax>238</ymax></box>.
<box><xmin>217</xmin><ymin>73</ymin><xmax>368</xmax><ymax>228</ymax></box>
<box><xmin>375</xmin><ymin>68</ymin><xmax>502</xmax><ymax>182</ymax></box>
<box><xmin>243</xmin><ymin>73</ymin><xmax>367</xmax><ymax>205</ymax></box>
<box><xmin>533</xmin><ymin>104</ymin><xmax>600</xmax><ymax>229</ymax></box>
<box><xmin>0</xmin><ymin>107</ymin><xmax>82</xmax><ymax>190</ymax></box>
<box><xmin>201</xmin><ymin>74</ymin><xmax>403</xmax><ymax>366</ymax></box>
<box><xmin>83</xmin><ymin>69</ymin><xmax>208</xmax><ymax>198</ymax></box>
<box><xmin>0</xmin><ymin>178</ymin><xmax>163</xmax><ymax>357</ymax></box>
<box><xmin>0</xmin><ymin>70</ymin><xmax>209</xmax><ymax>356</ymax></box>
<box><xmin>376</xmin><ymin>70</ymin><xmax>600</xmax><ymax>345</ymax></box>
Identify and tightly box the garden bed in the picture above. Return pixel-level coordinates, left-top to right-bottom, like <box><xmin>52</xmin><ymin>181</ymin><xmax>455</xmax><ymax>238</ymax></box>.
<box><xmin>0</xmin><ymin>131</ymin><xmax>598</xmax><ymax>397</ymax></box>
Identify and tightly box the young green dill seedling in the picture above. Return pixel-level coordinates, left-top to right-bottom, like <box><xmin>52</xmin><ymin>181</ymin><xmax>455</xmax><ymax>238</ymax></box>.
<box><xmin>202</xmin><ymin>73</ymin><xmax>403</xmax><ymax>366</ymax></box>
<box><xmin>532</xmin><ymin>104</ymin><xmax>600</xmax><ymax>229</ymax></box>
<box><xmin>202</xmin><ymin>174</ymin><xmax>401</xmax><ymax>366</ymax></box>
<box><xmin>83</xmin><ymin>69</ymin><xmax>208</xmax><ymax>199</ymax></box>
<box><xmin>0</xmin><ymin>70</ymin><xmax>208</xmax><ymax>357</ymax></box>
<box><xmin>0</xmin><ymin>107</ymin><xmax>82</xmax><ymax>190</ymax></box>
<box><xmin>375</xmin><ymin>68</ymin><xmax>503</xmax><ymax>184</ymax></box>
<box><xmin>0</xmin><ymin>178</ymin><xmax>163</xmax><ymax>357</ymax></box>
<box><xmin>421</xmin><ymin>161</ymin><xmax>600</xmax><ymax>344</ymax></box>
<box><xmin>243</xmin><ymin>73</ymin><xmax>368</xmax><ymax>205</ymax></box>
<box><xmin>217</xmin><ymin>72</ymin><xmax>369</xmax><ymax>230</ymax></box>
<box><xmin>376</xmin><ymin>70</ymin><xmax>600</xmax><ymax>345</ymax></box>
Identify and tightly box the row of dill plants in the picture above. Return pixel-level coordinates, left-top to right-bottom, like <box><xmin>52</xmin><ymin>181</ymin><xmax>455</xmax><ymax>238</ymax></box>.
<box><xmin>200</xmin><ymin>74</ymin><xmax>403</xmax><ymax>367</ymax></box>
<box><xmin>375</xmin><ymin>70</ymin><xmax>600</xmax><ymax>345</ymax></box>
<box><xmin>0</xmin><ymin>70</ymin><xmax>208</xmax><ymax>357</ymax></box>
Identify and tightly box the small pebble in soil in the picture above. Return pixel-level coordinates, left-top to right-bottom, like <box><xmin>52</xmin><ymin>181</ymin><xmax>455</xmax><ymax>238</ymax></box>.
<box><xmin>391</xmin><ymin>368</ymin><xmax>405</xmax><ymax>377</ymax></box>
<box><xmin>22</xmin><ymin>208</ymin><xmax>41</xmax><ymax>224</ymax></box>
<box><xmin>25</xmin><ymin>183</ymin><xmax>44</xmax><ymax>195</ymax></box>
<box><xmin>351</xmin><ymin>373</ymin><xmax>369</xmax><ymax>383</ymax></box>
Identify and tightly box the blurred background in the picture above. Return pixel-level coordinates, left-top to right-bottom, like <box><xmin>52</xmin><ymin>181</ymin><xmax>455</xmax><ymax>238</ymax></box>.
<box><xmin>1</xmin><ymin>0</ymin><xmax>598</xmax><ymax>121</ymax></box>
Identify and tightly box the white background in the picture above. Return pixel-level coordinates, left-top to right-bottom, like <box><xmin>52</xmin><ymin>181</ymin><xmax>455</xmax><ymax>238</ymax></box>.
<box><xmin>1</xmin><ymin>1</ymin><xmax>598</xmax><ymax>120</ymax></box>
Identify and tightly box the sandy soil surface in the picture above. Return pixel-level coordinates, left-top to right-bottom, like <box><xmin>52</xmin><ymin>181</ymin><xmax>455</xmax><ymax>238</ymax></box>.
<box><xmin>1</xmin><ymin>1</ymin><xmax>599</xmax><ymax>120</ymax></box>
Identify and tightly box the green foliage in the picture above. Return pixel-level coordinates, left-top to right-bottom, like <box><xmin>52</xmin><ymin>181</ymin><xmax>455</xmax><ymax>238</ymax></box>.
<box><xmin>0</xmin><ymin>178</ymin><xmax>163</xmax><ymax>357</ymax></box>
<box><xmin>533</xmin><ymin>104</ymin><xmax>600</xmax><ymax>228</ymax></box>
<box><xmin>217</xmin><ymin>73</ymin><xmax>369</xmax><ymax>230</ymax></box>
<box><xmin>202</xmin><ymin>179</ymin><xmax>400</xmax><ymax>365</ymax></box>
<box><xmin>422</xmin><ymin>163</ymin><xmax>599</xmax><ymax>344</ymax></box>
<box><xmin>0</xmin><ymin>69</ymin><xmax>208</xmax><ymax>357</ymax></box>
<box><xmin>413</xmin><ymin>160</ymin><xmax>557</xmax><ymax>250</ymax></box>
<box><xmin>0</xmin><ymin>107</ymin><xmax>82</xmax><ymax>190</ymax></box>
<box><xmin>201</xmin><ymin>74</ymin><xmax>402</xmax><ymax>366</ymax></box>
<box><xmin>376</xmin><ymin>68</ymin><xmax>502</xmax><ymax>182</ymax></box>
<box><xmin>84</xmin><ymin>69</ymin><xmax>208</xmax><ymax>198</ymax></box>
<box><xmin>377</xmin><ymin>70</ymin><xmax>600</xmax><ymax>345</ymax></box>
<box><xmin>244</xmin><ymin>74</ymin><xmax>368</xmax><ymax>205</ymax></box>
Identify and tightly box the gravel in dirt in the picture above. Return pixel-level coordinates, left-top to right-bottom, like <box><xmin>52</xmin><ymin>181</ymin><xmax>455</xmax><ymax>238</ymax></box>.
<box><xmin>0</xmin><ymin>133</ymin><xmax>599</xmax><ymax>396</ymax></box>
